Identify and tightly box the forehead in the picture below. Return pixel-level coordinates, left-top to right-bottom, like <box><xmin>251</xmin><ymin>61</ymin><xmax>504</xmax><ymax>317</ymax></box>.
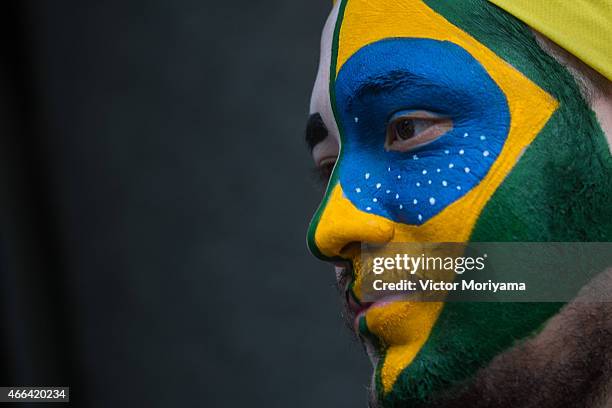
<box><xmin>334</xmin><ymin>0</ymin><xmax>507</xmax><ymax>80</ymax></box>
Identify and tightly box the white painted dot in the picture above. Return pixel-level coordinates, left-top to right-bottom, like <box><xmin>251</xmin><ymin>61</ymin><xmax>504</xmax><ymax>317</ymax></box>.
<box><xmin>418</xmin><ymin>214</ymin><xmax>423</xmax><ymax>221</ymax></box>
<box><xmin>459</xmin><ymin>149</ymin><xmax>465</xmax><ymax>155</ymax></box>
<box><xmin>399</xmin><ymin>204</ymin><xmax>403</xmax><ymax>209</ymax></box>
<box><xmin>483</xmin><ymin>150</ymin><xmax>490</xmax><ymax>157</ymax></box>
<box><xmin>388</xmin><ymin>167</ymin><xmax>391</xmax><ymax>172</ymax></box>
<box><xmin>428</xmin><ymin>180</ymin><xmax>432</xmax><ymax>185</ymax></box>
<box><xmin>413</xmin><ymin>154</ymin><xmax>419</xmax><ymax>160</ymax></box>
<box><xmin>376</xmin><ymin>183</ymin><xmax>382</xmax><ymax>189</ymax></box>
<box><xmin>413</xmin><ymin>199</ymin><xmax>418</xmax><ymax>205</ymax></box>
<box><xmin>429</xmin><ymin>197</ymin><xmax>436</xmax><ymax>205</ymax></box>
<box><xmin>436</xmin><ymin>168</ymin><xmax>441</xmax><ymax>173</ymax></box>
<box><xmin>464</xmin><ymin>167</ymin><xmax>471</xmax><ymax>173</ymax></box>
<box><xmin>444</xmin><ymin>150</ymin><xmax>450</xmax><ymax>154</ymax></box>
<box><xmin>422</xmin><ymin>170</ymin><xmax>427</xmax><ymax>175</ymax></box>
<box><xmin>480</xmin><ymin>135</ymin><xmax>486</xmax><ymax>141</ymax></box>
<box><xmin>442</xmin><ymin>180</ymin><xmax>448</xmax><ymax>187</ymax></box>
<box><xmin>373</xmin><ymin>198</ymin><xmax>378</xmax><ymax>203</ymax></box>
<box><xmin>457</xmin><ymin>185</ymin><xmax>462</xmax><ymax>190</ymax></box>
<box><xmin>395</xmin><ymin>193</ymin><xmax>400</xmax><ymax>199</ymax></box>
<box><xmin>355</xmin><ymin>188</ymin><xmax>361</xmax><ymax>193</ymax></box>
<box><xmin>416</xmin><ymin>182</ymin><xmax>421</xmax><ymax>187</ymax></box>
<box><xmin>397</xmin><ymin>175</ymin><xmax>401</xmax><ymax>179</ymax></box>
<box><xmin>449</xmin><ymin>163</ymin><xmax>455</xmax><ymax>169</ymax></box>
<box><xmin>366</xmin><ymin>206</ymin><xmax>372</xmax><ymax>211</ymax></box>
<box><xmin>464</xmin><ymin>132</ymin><xmax>469</xmax><ymax>137</ymax></box>
<box><xmin>354</xmin><ymin>117</ymin><xmax>359</xmax><ymax>123</ymax></box>
<box><xmin>365</xmin><ymin>173</ymin><xmax>370</xmax><ymax>180</ymax></box>
<box><xmin>386</xmin><ymin>189</ymin><xmax>391</xmax><ymax>194</ymax></box>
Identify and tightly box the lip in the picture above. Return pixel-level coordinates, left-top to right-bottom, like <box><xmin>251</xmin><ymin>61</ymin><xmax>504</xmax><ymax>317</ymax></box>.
<box><xmin>337</xmin><ymin>263</ymin><xmax>418</xmax><ymax>335</ymax></box>
<box><xmin>341</xmin><ymin>276</ymin><xmax>372</xmax><ymax>334</ymax></box>
<box><xmin>351</xmin><ymin>301</ymin><xmax>373</xmax><ymax>334</ymax></box>
<box><xmin>348</xmin><ymin>290</ymin><xmax>373</xmax><ymax>316</ymax></box>
<box><xmin>349</xmin><ymin>291</ymin><xmax>420</xmax><ymax>334</ymax></box>
<box><xmin>348</xmin><ymin>290</ymin><xmax>403</xmax><ymax>334</ymax></box>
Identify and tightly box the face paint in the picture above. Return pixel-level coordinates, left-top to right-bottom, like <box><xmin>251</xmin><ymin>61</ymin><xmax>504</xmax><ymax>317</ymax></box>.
<box><xmin>335</xmin><ymin>38</ymin><xmax>509</xmax><ymax>225</ymax></box>
<box><xmin>308</xmin><ymin>0</ymin><xmax>612</xmax><ymax>406</ymax></box>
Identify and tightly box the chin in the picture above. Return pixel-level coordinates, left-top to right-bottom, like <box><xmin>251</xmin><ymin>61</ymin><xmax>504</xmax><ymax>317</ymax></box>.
<box><xmin>356</xmin><ymin>301</ymin><xmax>563</xmax><ymax>406</ymax></box>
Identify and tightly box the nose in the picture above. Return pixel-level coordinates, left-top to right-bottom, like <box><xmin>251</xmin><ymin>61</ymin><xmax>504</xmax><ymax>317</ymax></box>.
<box><xmin>308</xmin><ymin>183</ymin><xmax>395</xmax><ymax>261</ymax></box>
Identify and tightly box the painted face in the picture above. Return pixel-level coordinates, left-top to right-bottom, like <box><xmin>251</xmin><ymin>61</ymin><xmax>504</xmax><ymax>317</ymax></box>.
<box><xmin>307</xmin><ymin>0</ymin><xmax>612</xmax><ymax>406</ymax></box>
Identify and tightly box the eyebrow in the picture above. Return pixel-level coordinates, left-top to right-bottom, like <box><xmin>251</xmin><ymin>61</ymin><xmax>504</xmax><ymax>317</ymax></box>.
<box><xmin>305</xmin><ymin>113</ymin><xmax>328</xmax><ymax>152</ymax></box>
<box><xmin>352</xmin><ymin>70</ymin><xmax>429</xmax><ymax>102</ymax></box>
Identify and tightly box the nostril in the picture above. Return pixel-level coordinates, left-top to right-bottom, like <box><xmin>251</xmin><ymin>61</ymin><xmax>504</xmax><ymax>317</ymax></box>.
<box><xmin>339</xmin><ymin>242</ymin><xmax>362</xmax><ymax>259</ymax></box>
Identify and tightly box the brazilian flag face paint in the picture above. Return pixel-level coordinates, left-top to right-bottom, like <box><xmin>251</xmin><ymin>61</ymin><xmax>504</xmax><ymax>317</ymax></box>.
<box><xmin>308</xmin><ymin>0</ymin><xmax>612</xmax><ymax>406</ymax></box>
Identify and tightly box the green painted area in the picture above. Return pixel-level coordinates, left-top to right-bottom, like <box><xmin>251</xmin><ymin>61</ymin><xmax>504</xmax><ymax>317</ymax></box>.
<box><xmin>378</xmin><ymin>0</ymin><xmax>612</xmax><ymax>406</ymax></box>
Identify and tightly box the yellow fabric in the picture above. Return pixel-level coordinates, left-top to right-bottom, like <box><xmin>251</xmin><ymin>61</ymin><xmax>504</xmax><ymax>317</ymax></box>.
<box><xmin>489</xmin><ymin>0</ymin><xmax>612</xmax><ymax>82</ymax></box>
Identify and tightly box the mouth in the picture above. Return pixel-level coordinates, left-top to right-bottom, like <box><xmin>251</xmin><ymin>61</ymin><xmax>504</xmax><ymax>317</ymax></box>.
<box><xmin>335</xmin><ymin>262</ymin><xmax>370</xmax><ymax>334</ymax></box>
<box><xmin>334</xmin><ymin>259</ymin><xmax>447</xmax><ymax>382</ymax></box>
<box><xmin>337</xmin><ymin>265</ymin><xmax>397</xmax><ymax>336</ymax></box>
<box><xmin>337</xmin><ymin>262</ymin><xmax>425</xmax><ymax>337</ymax></box>
<box><xmin>347</xmin><ymin>289</ymin><xmax>374</xmax><ymax>333</ymax></box>
<box><xmin>349</xmin><ymin>291</ymin><xmax>421</xmax><ymax>336</ymax></box>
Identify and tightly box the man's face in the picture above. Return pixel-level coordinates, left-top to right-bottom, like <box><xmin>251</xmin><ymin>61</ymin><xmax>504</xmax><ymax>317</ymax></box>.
<box><xmin>307</xmin><ymin>0</ymin><xmax>612</xmax><ymax>406</ymax></box>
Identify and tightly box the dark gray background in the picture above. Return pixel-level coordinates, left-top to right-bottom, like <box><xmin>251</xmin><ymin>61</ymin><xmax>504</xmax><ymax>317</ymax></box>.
<box><xmin>0</xmin><ymin>1</ymin><xmax>370</xmax><ymax>407</ymax></box>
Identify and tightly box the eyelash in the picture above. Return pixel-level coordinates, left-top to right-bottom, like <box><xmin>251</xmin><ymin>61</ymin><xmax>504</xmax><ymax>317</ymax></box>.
<box><xmin>314</xmin><ymin>160</ymin><xmax>336</xmax><ymax>184</ymax></box>
<box><xmin>385</xmin><ymin>112</ymin><xmax>452</xmax><ymax>152</ymax></box>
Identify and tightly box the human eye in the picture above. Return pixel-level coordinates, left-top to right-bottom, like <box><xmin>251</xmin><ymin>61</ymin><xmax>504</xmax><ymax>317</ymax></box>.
<box><xmin>385</xmin><ymin>110</ymin><xmax>452</xmax><ymax>152</ymax></box>
<box><xmin>314</xmin><ymin>157</ymin><xmax>337</xmax><ymax>184</ymax></box>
